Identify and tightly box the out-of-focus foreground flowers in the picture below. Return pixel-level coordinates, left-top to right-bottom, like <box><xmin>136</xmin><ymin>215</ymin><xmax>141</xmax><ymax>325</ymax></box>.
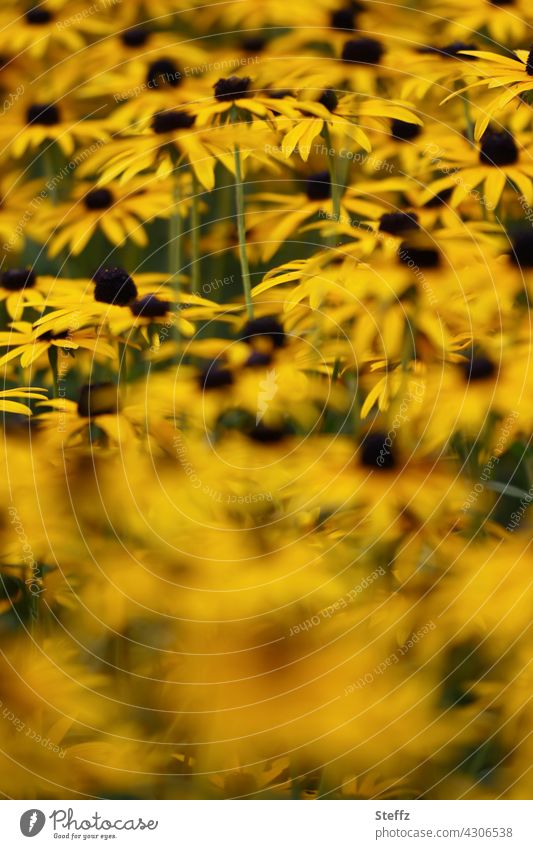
<box><xmin>0</xmin><ymin>0</ymin><xmax>531</xmax><ymax>801</ymax></box>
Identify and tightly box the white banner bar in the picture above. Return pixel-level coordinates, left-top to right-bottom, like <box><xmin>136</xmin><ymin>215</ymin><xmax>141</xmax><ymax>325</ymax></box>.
<box><xmin>2</xmin><ymin>800</ymin><xmax>531</xmax><ymax>848</ymax></box>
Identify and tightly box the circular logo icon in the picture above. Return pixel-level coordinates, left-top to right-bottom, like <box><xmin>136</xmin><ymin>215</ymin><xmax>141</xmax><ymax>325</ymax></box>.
<box><xmin>20</xmin><ymin>810</ymin><xmax>46</xmax><ymax>837</ymax></box>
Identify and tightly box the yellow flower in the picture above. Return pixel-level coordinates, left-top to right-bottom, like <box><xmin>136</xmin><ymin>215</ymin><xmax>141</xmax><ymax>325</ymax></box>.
<box><xmin>34</xmin><ymin>178</ymin><xmax>174</xmax><ymax>257</ymax></box>
<box><xmin>279</xmin><ymin>93</ymin><xmax>373</xmax><ymax>161</ymax></box>
<box><xmin>428</xmin><ymin>0</ymin><xmax>533</xmax><ymax>45</ymax></box>
<box><xmin>0</xmin><ymin>268</ymin><xmax>58</xmax><ymax>320</ymax></box>
<box><xmin>0</xmin><ymin>386</ymin><xmax>47</xmax><ymax>416</ymax></box>
<box><xmin>194</xmin><ymin>75</ymin><xmax>300</xmax><ymax>126</ymax></box>
<box><xmin>37</xmin><ymin>384</ymin><xmax>139</xmax><ymax>446</ymax></box>
<box><xmin>0</xmin><ymin>3</ymin><xmax>87</xmax><ymax>59</ymax></box>
<box><xmin>420</xmin><ymin>127</ymin><xmax>533</xmax><ymax>210</ymax></box>
<box><xmin>0</xmin><ymin>321</ymin><xmax>116</xmax><ymax>370</ymax></box>
<box><xmin>447</xmin><ymin>48</ymin><xmax>533</xmax><ymax>140</ymax></box>
<box><xmin>0</xmin><ymin>98</ymin><xmax>109</xmax><ymax>159</ymax></box>
<box><xmin>78</xmin><ymin>111</ymin><xmax>222</xmax><ymax>191</ymax></box>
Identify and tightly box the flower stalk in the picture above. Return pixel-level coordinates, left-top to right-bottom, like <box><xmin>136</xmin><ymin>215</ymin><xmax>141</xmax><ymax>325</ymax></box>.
<box><xmin>231</xmin><ymin>106</ymin><xmax>254</xmax><ymax>319</ymax></box>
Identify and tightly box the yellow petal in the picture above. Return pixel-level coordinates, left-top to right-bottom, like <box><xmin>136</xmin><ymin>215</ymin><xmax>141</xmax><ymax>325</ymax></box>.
<box><xmin>0</xmin><ymin>400</ymin><xmax>32</xmax><ymax>416</ymax></box>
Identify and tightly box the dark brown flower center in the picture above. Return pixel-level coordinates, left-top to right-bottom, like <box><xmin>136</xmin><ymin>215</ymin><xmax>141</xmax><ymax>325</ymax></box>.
<box><xmin>26</xmin><ymin>103</ymin><xmax>60</xmax><ymax>126</ymax></box>
<box><xmin>214</xmin><ymin>76</ymin><xmax>252</xmax><ymax>101</ymax></box>
<box><xmin>330</xmin><ymin>5</ymin><xmax>360</xmax><ymax>30</ymax></box>
<box><xmin>151</xmin><ymin>110</ymin><xmax>196</xmax><ymax>134</ymax></box>
<box><xmin>379</xmin><ymin>211</ymin><xmax>419</xmax><ymax>235</ymax></box>
<box><xmin>510</xmin><ymin>229</ymin><xmax>533</xmax><ymax>267</ymax></box>
<box><xmin>305</xmin><ymin>170</ymin><xmax>331</xmax><ymax>201</ymax></box>
<box><xmin>130</xmin><ymin>294</ymin><xmax>171</xmax><ymax>318</ymax></box>
<box><xmin>248</xmin><ymin>423</ymin><xmax>286</xmax><ymax>442</ymax></box>
<box><xmin>26</xmin><ymin>8</ymin><xmax>53</xmax><ymax>24</ymax></box>
<box><xmin>84</xmin><ymin>188</ymin><xmax>114</xmax><ymax>210</ymax></box>
<box><xmin>391</xmin><ymin>119</ymin><xmax>421</xmax><ymax>142</ymax></box>
<box><xmin>2</xmin><ymin>268</ymin><xmax>36</xmax><ymax>291</ymax></box>
<box><xmin>93</xmin><ymin>267</ymin><xmax>138</xmax><ymax>306</ymax></box>
<box><xmin>241</xmin><ymin>316</ymin><xmax>286</xmax><ymax>348</ymax></box>
<box><xmin>121</xmin><ymin>27</ymin><xmax>150</xmax><ymax>48</ymax></box>
<box><xmin>341</xmin><ymin>38</ymin><xmax>383</xmax><ymax>65</ymax></box>
<box><xmin>319</xmin><ymin>88</ymin><xmax>338</xmax><ymax>112</ymax></box>
<box><xmin>399</xmin><ymin>243</ymin><xmax>441</xmax><ymax>268</ymax></box>
<box><xmin>241</xmin><ymin>36</ymin><xmax>266</xmax><ymax>53</ymax></box>
<box><xmin>462</xmin><ymin>356</ymin><xmax>497</xmax><ymax>382</ymax></box>
<box><xmin>361</xmin><ymin>432</ymin><xmax>396</xmax><ymax>469</ymax></box>
<box><xmin>146</xmin><ymin>59</ymin><xmax>182</xmax><ymax>88</ymax></box>
<box><xmin>479</xmin><ymin>129</ymin><xmax>518</xmax><ymax>166</ymax></box>
<box><xmin>198</xmin><ymin>363</ymin><xmax>234</xmax><ymax>390</ymax></box>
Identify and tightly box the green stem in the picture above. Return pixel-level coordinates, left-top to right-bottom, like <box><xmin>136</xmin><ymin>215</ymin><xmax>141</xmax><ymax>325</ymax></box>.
<box><xmin>461</xmin><ymin>92</ymin><xmax>475</xmax><ymax>145</ymax></box>
<box><xmin>323</xmin><ymin>125</ymin><xmax>341</xmax><ymax>224</ymax></box>
<box><xmin>216</xmin><ymin>167</ymin><xmax>233</xmax><ymax>285</ymax></box>
<box><xmin>121</xmin><ymin>238</ymin><xmax>138</xmax><ymax>275</ymax></box>
<box><xmin>43</xmin><ymin>144</ymin><xmax>59</xmax><ymax>206</ymax></box>
<box><xmin>191</xmin><ymin>171</ymin><xmax>201</xmax><ymax>295</ymax></box>
<box><xmin>231</xmin><ymin>106</ymin><xmax>253</xmax><ymax>319</ymax></box>
<box><xmin>485</xmin><ymin>480</ymin><xmax>533</xmax><ymax>500</ymax></box>
<box><xmin>169</xmin><ymin>172</ymin><xmax>183</xmax><ymax>351</ymax></box>
<box><xmin>28</xmin><ymin>564</ymin><xmax>42</xmax><ymax>641</ymax></box>
<box><xmin>169</xmin><ymin>172</ymin><xmax>183</xmax><ymax>293</ymax></box>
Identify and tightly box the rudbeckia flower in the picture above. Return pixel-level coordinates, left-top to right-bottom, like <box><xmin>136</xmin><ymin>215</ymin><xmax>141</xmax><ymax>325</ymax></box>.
<box><xmin>30</xmin><ymin>269</ymin><xmax>182</xmax><ymax>335</ymax></box>
<box><xmin>340</xmin><ymin>208</ymin><xmax>421</xmax><ymax>258</ymax></box>
<box><xmin>0</xmin><ymin>268</ymin><xmax>56</xmax><ymax>320</ymax></box>
<box><xmin>107</xmin><ymin>291</ymin><xmax>226</xmax><ymax>343</ymax></box>
<box><xmin>77</xmin><ymin>110</ymin><xmax>222</xmax><ymax>191</ymax></box>
<box><xmin>81</xmin><ymin>46</ymin><xmax>208</xmax><ymax>125</ymax></box>
<box><xmin>0</xmin><ymin>321</ymin><xmax>116</xmax><ymax>370</ymax></box>
<box><xmin>34</xmin><ymin>178</ymin><xmax>174</xmax><ymax>257</ymax></box>
<box><xmin>149</xmin><ymin>319</ymin><xmax>341</xmax><ymax>434</ymax></box>
<box><xmin>300</xmin><ymin>432</ymin><xmax>466</xmax><ymax>543</ymax></box>
<box><xmin>191</xmin><ymin>75</ymin><xmax>300</xmax><ymax>128</ymax></box>
<box><xmin>400</xmin><ymin>40</ymin><xmax>481</xmax><ymax>100</ymax></box>
<box><xmin>279</xmin><ymin>91</ymin><xmax>372</xmax><ymax>161</ymax></box>
<box><xmin>505</xmin><ymin>227</ymin><xmax>533</xmax><ymax>299</ymax></box>
<box><xmin>0</xmin><ymin>175</ymin><xmax>48</xmax><ymax>255</ymax></box>
<box><xmin>83</xmin><ymin>24</ymin><xmax>208</xmax><ymax>78</ymax></box>
<box><xmin>0</xmin><ymin>386</ymin><xmax>47</xmax><ymax>416</ymax></box>
<box><xmin>204</xmin><ymin>757</ymin><xmax>293</xmax><ymax>800</ymax></box>
<box><xmin>0</xmin><ymin>0</ymin><xmax>532</xmax><ymax>804</ymax></box>
<box><xmin>292</xmin><ymin>34</ymin><xmax>415</xmax><ymax>97</ymax></box>
<box><xmin>431</xmin><ymin>538</ymin><xmax>533</xmax><ymax>652</ymax></box>
<box><xmin>0</xmin><ymin>98</ymin><xmax>109</xmax><ymax>158</ymax></box>
<box><xmin>37</xmin><ymin>382</ymin><xmax>139</xmax><ymax>446</ymax></box>
<box><xmin>428</xmin><ymin>0</ymin><xmax>533</xmax><ymax>45</ymax></box>
<box><xmin>0</xmin><ymin>3</ymin><xmax>87</xmax><ymax>58</ymax></box>
<box><xmin>194</xmin><ymin>0</ymin><xmax>343</xmax><ymax>31</ymax></box>
<box><xmin>420</xmin><ymin>127</ymin><xmax>533</xmax><ymax>210</ymax></box>
<box><xmin>248</xmin><ymin>171</ymin><xmax>411</xmax><ymax>262</ymax></box>
<box><xmin>416</xmin><ymin>348</ymin><xmax>533</xmax><ymax>450</ymax></box>
<box><xmin>447</xmin><ymin>47</ymin><xmax>533</xmax><ymax>140</ymax></box>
